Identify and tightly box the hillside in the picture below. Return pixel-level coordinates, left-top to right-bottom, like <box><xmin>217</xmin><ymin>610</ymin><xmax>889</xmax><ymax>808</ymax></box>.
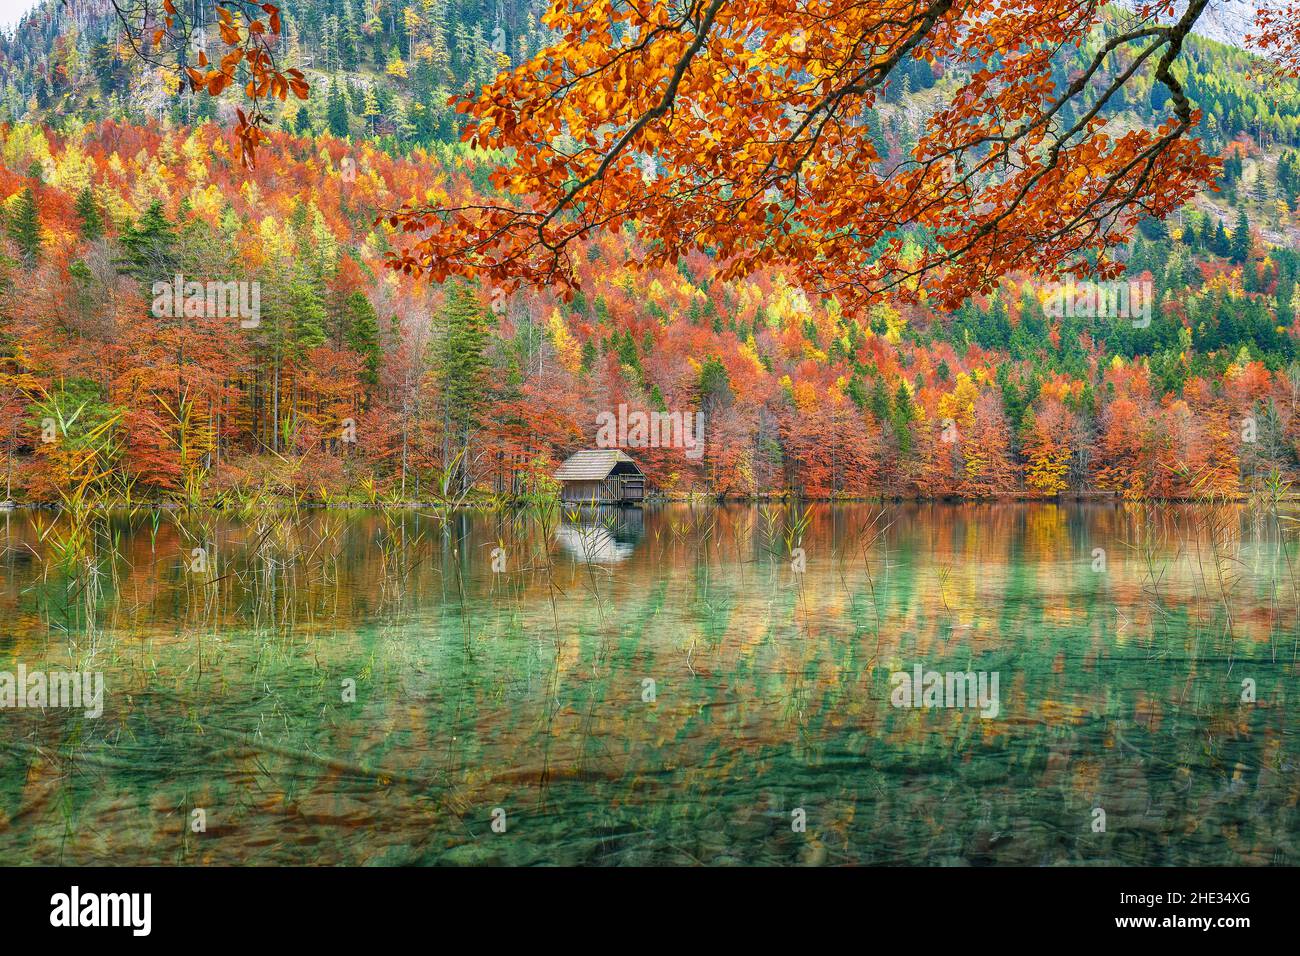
<box><xmin>0</xmin><ymin>2</ymin><xmax>1299</xmax><ymax>503</ymax></box>
<box><xmin>1</xmin><ymin>0</ymin><xmax>545</xmax><ymax>151</ymax></box>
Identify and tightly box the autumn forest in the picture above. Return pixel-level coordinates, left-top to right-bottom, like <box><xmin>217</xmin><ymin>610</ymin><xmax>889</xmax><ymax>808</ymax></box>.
<box><xmin>3</xmin><ymin>0</ymin><xmax>1300</xmax><ymax>504</ymax></box>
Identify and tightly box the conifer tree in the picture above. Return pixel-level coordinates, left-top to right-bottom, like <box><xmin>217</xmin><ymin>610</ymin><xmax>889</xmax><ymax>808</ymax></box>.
<box><xmin>893</xmin><ymin>383</ymin><xmax>914</xmax><ymax>455</ymax></box>
<box><xmin>7</xmin><ymin>185</ymin><xmax>41</xmax><ymax>267</ymax></box>
<box><xmin>343</xmin><ymin>289</ymin><xmax>382</xmax><ymax>392</ymax></box>
<box><xmin>1213</xmin><ymin>218</ymin><xmax>1231</xmax><ymax>257</ymax></box>
<box><xmin>116</xmin><ymin>201</ymin><xmax>178</xmax><ymax>282</ymax></box>
<box><xmin>327</xmin><ymin>79</ymin><xmax>350</xmax><ymax>137</ymax></box>
<box><xmin>7</xmin><ymin>165</ymin><xmax>44</xmax><ymax>267</ymax></box>
<box><xmin>434</xmin><ymin>283</ymin><xmax>490</xmax><ymax>492</ymax></box>
<box><xmin>362</xmin><ymin>85</ymin><xmax>380</xmax><ymax>135</ymax></box>
<box><xmin>74</xmin><ymin>186</ymin><xmax>104</xmax><ymax>242</ymax></box>
<box><xmin>1231</xmin><ymin>209</ymin><xmax>1252</xmax><ymax>264</ymax></box>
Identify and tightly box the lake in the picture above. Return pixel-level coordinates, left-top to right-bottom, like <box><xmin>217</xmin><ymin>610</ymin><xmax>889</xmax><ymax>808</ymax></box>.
<box><xmin>0</xmin><ymin>502</ymin><xmax>1296</xmax><ymax>866</ymax></box>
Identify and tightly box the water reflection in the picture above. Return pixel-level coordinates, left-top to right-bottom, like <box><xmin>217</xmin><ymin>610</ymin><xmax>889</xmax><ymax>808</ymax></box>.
<box><xmin>0</xmin><ymin>502</ymin><xmax>1296</xmax><ymax>866</ymax></box>
<box><xmin>554</xmin><ymin>506</ymin><xmax>645</xmax><ymax>563</ymax></box>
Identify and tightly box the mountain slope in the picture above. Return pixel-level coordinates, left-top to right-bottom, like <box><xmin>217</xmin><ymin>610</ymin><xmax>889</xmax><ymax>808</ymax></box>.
<box><xmin>0</xmin><ymin>3</ymin><xmax>1299</xmax><ymax>502</ymax></box>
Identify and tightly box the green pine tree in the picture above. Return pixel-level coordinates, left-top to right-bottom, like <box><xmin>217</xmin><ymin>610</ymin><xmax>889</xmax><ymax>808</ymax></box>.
<box><xmin>1230</xmin><ymin>209</ymin><xmax>1252</xmax><ymax>264</ymax></box>
<box><xmin>289</xmin><ymin>279</ymin><xmax>328</xmax><ymax>354</ymax></box>
<box><xmin>327</xmin><ymin>79</ymin><xmax>350</xmax><ymax>137</ymax></box>
<box><xmin>116</xmin><ymin>201</ymin><xmax>178</xmax><ymax>282</ymax></box>
<box><xmin>435</xmin><ymin>283</ymin><xmax>490</xmax><ymax>490</ymax></box>
<box><xmin>7</xmin><ymin>185</ymin><xmax>42</xmax><ymax>267</ymax></box>
<box><xmin>342</xmin><ymin>289</ymin><xmax>382</xmax><ymax>391</ymax></box>
<box><xmin>1252</xmin><ymin>169</ymin><xmax>1271</xmax><ymax>205</ymax></box>
<box><xmin>892</xmin><ymin>382</ymin><xmax>914</xmax><ymax>455</ymax></box>
<box><xmin>74</xmin><ymin>186</ymin><xmax>104</xmax><ymax>242</ymax></box>
<box><xmin>1213</xmin><ymin>219</ymin><xmax>1231</xmax><ymax>257</ymax></box>
<box><xmin>616</xmin><ymin>329</ymin><xmax>642</xmax><ymax>381</ymax></box>
<box><xmin>868</xmin><ymin>378</ymin><xmax>892</xmax><ymax>424</ymax></box>
<box><xmin>698</xmin><ymin>355</ymin><xmax>730</xmax><ymax>404</ymax></box>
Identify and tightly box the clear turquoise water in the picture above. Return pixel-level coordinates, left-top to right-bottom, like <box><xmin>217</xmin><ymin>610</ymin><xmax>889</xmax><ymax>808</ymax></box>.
<box><xmin>0</xmin><ymin>503</ymin><xmax>1295</xmax><ymax>865</ymax></box>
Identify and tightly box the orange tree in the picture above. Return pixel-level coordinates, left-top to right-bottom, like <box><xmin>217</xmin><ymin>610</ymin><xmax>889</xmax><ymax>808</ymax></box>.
<box><xmin>375</xmin><ymin>0</ymin><xmax>1242</xmax><ymax>308</ymax></box>
<box><xmin>130</xmin><ymin>1</ymin><xmax>1300</xmax><ymax>300</ymax></box>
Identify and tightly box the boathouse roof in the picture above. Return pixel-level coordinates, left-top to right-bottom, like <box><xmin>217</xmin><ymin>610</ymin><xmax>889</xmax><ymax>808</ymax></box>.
<box><xmin>553</xmin><ymin>449</ymin><xmax>643</xmax><ymax>481</ymax></box>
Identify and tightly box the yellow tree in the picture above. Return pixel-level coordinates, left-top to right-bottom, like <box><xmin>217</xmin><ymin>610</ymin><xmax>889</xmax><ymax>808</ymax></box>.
<box><xmin>1022</xmin><ymin>399</ymin><xmax>1074</xmax><ymax>496</ymax></box>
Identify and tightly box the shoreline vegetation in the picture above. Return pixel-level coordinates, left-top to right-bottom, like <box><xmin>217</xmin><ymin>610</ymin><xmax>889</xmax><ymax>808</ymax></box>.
<box><xmin>3</xmin><ymin>491</ymin><xmax>1299</xmax><ymax>511</ymax></box>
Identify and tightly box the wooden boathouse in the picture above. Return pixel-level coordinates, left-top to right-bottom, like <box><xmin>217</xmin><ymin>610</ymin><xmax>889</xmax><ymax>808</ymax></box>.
<box><xmin>553</xmin><ymin>450</ymin><xmax>647</xmax><ymax>504</ymax></box>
